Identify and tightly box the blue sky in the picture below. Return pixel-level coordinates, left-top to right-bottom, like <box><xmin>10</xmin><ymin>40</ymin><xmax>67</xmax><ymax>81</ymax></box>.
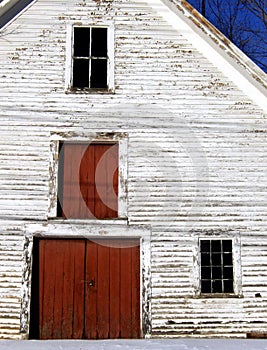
<box><xmin>186</xmin><ymin>0</ymin><xmax>267</xmax><ymax>72</ymax></box>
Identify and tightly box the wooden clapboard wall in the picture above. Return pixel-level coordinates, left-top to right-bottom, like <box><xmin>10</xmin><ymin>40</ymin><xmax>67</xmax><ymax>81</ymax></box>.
<box><xmin>0</xmin><ymin>0</ymin><xmax>266</xmax><ymax>339</ymax></box>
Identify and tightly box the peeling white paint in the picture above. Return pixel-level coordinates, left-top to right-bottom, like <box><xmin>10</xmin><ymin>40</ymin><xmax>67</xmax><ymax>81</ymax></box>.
<box><xmin>0</xmin><ymin>0</ymin><xmax>266</xmax><ymax>340</ymax></box>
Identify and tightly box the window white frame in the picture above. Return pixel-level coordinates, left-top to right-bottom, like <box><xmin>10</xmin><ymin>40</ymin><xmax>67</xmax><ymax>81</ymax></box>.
<box><xmin>193</xmin><ymin>234</ymin><xmax>242</xmax><ymax>297</ymax></box>
<box><xmin>65</xmin><ymin>22</ymin><xmax>114</xmax><ymax>92</ymax></box>
<box><xmin>48</xmin><ymin>132</ymin><xmax>127</xmax><ymax>220</ymax></box>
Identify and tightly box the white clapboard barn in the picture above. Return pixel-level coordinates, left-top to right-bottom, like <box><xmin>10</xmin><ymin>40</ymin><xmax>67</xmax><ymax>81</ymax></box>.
<box><xmin>0</xmin><ymin>0</ymin><xmax>267</xmax><ymax>340</ymax></box>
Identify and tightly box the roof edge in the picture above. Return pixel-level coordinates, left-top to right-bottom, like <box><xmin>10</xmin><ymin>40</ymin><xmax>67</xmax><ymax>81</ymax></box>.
<box><xmin>179</xmin><ymin>0</ymin><xmax>267</xmax><ymax>89</ymax></box>
<box><xmin>157</xmin><ymin>0</ymin><xmax>267</xmax><ymax>112</ymax></box>
<box><xmin>0</xmin><ymin>0</ymin><xmax>35</xmax><ymax>29</ymax></box>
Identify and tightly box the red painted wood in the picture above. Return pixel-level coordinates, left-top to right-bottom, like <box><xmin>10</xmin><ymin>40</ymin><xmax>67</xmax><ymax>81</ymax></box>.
<box><xmin>61</xmin><ymin>240</ymin><xmax>85</xmax><ymax>339</ymax></box>
<box><xmin>80</xmin><ymin>144</ymin><xmax>95</xmax><ymax>218</ymax></box>
<box><xmin>109</xmin><ymin>243</ymin><xmax>121</xmax><ymax>338</ymax></box>
<box><xmin>62</xmin><ymin>143</ymin><xmax>74</xmax><ymax>218</ymax></box>
<box><xmin>39</xmin><ymin>240</ymin><xmax>85</xmax><ymax>339</ymax></box>
<box><xmin>84</xmin><ymin>240</ymin><xmax>98</xmax><ymax>339</ymax></box>
<box><xmin>97</xmin><ymin>242</ymin><xmax>110</xmax><ymax>338</ymax></box>
<box><xmin>108</xmin><ymin>145</ymin><xmax>118</xmax><ymax>217</ymax></box>
<box><xmin>131</xmin><ymin>243</ymin><xmax>141</xmax><ymax>338</ymax></box>
<box><xmin>94</xmin><ymin>145</ymin><xmax>118</xmax><ymax>219</ymax></box>
<box><xmin>38</xmin><ymin>239</ymin><xmax>140</xmax><ymax>340</ymax></box>
<box><xmin>62</xmin><ymin>144</ymin><xmax>87</xmax><ymax>218</ymax></box>
<box><xmin>60</xmin><ymin>143</ymin><xmax>118</xmax><ymax>219</ymax></box>
<box><xmin>39</xmin><ymin>240</ymin><xmax>64</xmax><ymax>339</ymax></box>
<box><xmin>120</xmin><ymin>244</ymin><xmax>133</xmax><ymax>338</ymax></box>
<box><xmin>52</xmin><ymin>241</ymin><xmax>64</xmax><ymax>339</ymax></box>
<box><xmin>94</xmin><ymin>145</ymin><xmax>107</xmax><ymax>219</ymax></box>
<box><xmin>39</xmin><ymin>241</ymin><xmax>44</xmax><ymax>338</ymax></box>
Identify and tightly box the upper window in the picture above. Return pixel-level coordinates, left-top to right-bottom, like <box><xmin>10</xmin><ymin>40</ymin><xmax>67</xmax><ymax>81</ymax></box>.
<box><xmin>67</xmin><ymin>25</ymin><xmax>114</xmax><ymax>92</ymax></box>
<box><xmin>57</xmin><ymin>143</ymin><xmax>118</xmax><ymax>219</ymax></box>
<box><xmin>200</xmin><ymin>239</ymin><xmax>234</xmax><ymax>294</ymax></box>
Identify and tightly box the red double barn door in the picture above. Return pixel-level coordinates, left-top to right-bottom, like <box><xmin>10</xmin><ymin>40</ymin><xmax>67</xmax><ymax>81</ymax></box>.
<box><xmin>36</xmin><ymin>239</ymin><xmax>140</xmax><ymax>339</ymax></box>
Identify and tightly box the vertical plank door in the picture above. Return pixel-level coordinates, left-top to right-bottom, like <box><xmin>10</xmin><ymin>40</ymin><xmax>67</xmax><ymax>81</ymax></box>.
<box><xmin>84</xmin><ymin>239</ymin><xmax>141</xmax><ymax>339</ymax></box>
<box><xmin>93</xmin><ymin>144</ymin><xmax>118</xmax><ymax>219</ymax></box>
<box><xmin>59</xmin><ymin>143</ymin><xmax>118</xmax><ymax>220</ymax></box>
<box><xmin>37</xmin><ymin>239</ymin><xmax>140</xmax><ymax>339</ymax></box>
<box><xmin>38</xmin><ymin>239</ymin><xmax>85</xmax><ymax>339</ymax></box>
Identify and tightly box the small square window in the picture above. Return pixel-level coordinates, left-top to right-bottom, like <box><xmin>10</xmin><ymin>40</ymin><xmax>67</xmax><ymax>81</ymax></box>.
<box><xmin>57</xmin><ymin>143</ymin><xmax>118</xmax><ymax>219</ymax></box>
<box><xmin>69</xmin><ymin>26</ymin><xmax>113</xmax><ymax>91</ymax></box>
<box><xmin>200</xmin><ymin>239</ymin><xmax>234</xmax><ymax>294</ymax></box>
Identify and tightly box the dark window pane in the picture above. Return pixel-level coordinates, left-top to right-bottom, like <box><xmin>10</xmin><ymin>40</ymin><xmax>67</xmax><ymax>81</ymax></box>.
<box><xmin>212</xmin><ymin>253</ymin><xmax>221</xmax><ymax>265</ymax></box>
<box><xmin>201</xmin><ymin>267</ymin><xmax>211</xmax><ymax>279</ymax></box>
<box><xmin>201</xmin><ymin>253</ymin><xmax>211</xmax><ymax>266</ymax></box>
<box><xmin>91</xmin><ymin>59</ymin><xmax>107</xmax><ymax>88</ymax></box>
<box><xmin>223</xmin><ymin>253</ymin><xmax>233</xmax><ymax>266</ymax></box>
<box><xmin>211</xmin><ymin>240</ymin><xmax>221</xmax><ymax>252</ymax></box>
<box><xmin>212</xmin><ymin>280</ymin><xmax>222</xmax><ymax>293</ymax></box>
<box><xmin>91</xmin><ymin>27</ymin><xmax>107</xmax><ymax>57</ymax></box>
<box><xmin>224</xmin><ymin>280</ymin><xmax>234</xmax><ymax>293</ymax></box>
<box><xmin>212</xmin><ymin>266</ymin><xmax>222</xmax><ymax>279</ymax></box>
<box><xmin>202</xmin><ymin>280</ymin><xmax>211</xmax><ymax>293</ymax></box>
<box><xmin>74</xmin><ymin>27</ymin><xmax>90</xmax><ymax>57</ymax></box>
<box><xmin>73</xmin><ymin>59</ymin><xmax>89</xmax><ymax>88</ymax></box>
<box><xmin>222</xmin><ymin>240</ymin><xmax>232</xmax><ymax>252</ymax></box>
<box><xmin>201</xmin><ymin>240</ymin><xmax>210</xmax><ymax>253</ymax></box>
<box><xmin>223</xmin><ymin>267</ymin><xmax>233</xmax><ymax>279</ymax></box>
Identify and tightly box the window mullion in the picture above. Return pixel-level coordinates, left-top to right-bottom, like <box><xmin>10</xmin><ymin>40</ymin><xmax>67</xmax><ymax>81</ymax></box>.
<box><xmin>89</xmin><ymin>28</ymin><xmax>92</xmax><ymax>88</ymax></box>
<box><xmin>210</xmin><ymin>241</ymin><xmax>213</xmax><ymax>292</ymax></box>
<box><xmin>221</xmin><ymin>240</ymin><xmax>224</xmax><ymax>293</ymax></box>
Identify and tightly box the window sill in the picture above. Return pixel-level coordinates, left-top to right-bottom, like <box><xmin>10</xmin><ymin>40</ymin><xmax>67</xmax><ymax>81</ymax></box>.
<box><xmin>48</xmin><ymin>218</ymin><xmax>128</xmax><ymax>225</ymax></box>
<box><xmin>65</xmin><ymin>87</ymin><xmax>115</xmax><ymax>94</ymax></box>
<box><xmin>196</xmin><ymin>293</ymin><xmax>243</xmax><ymax>298</ymax></box>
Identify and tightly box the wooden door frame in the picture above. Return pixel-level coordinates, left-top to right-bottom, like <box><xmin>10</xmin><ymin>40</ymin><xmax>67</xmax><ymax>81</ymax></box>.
<box><xmin>26</xmin><ymin>222</ymin><xmax>152</xmax><ymax>339</ymax></box>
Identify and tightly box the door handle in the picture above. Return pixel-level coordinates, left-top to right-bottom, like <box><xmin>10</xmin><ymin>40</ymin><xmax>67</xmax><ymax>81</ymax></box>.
<box><xmin>81</xmin><ymin>279</ymin><xmax>95</xmax><ymax>287</ymax></box>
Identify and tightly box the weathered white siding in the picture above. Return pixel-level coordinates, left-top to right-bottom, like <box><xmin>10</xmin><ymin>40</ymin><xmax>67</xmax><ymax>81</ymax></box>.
<box><xmin>0</xmin><ymin>0</ymin><xmax>266</xmax><ymax>339</ymax></box>
<box><xmin>0</xmin><ymin>224</ymin><xmax>25</xmax><ymax>339</ymax></box>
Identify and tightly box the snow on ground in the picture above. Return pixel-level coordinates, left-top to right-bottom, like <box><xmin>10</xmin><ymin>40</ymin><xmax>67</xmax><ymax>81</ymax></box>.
<box><xmin>0</xmin><ymin>339</ymin><xmax>267</xmax><ymax>350</ymax></box>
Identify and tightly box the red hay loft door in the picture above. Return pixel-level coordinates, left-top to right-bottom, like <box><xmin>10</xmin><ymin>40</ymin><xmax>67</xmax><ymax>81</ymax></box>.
<box><xmin>31</xmin><ymin>239</ymin><xmax>141</xmax><ymax>339</ymax></box>
<box><xmin>58</xmin><ymin>143</ymin><xmax>118</xmax><ymax>220</ymax></box>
